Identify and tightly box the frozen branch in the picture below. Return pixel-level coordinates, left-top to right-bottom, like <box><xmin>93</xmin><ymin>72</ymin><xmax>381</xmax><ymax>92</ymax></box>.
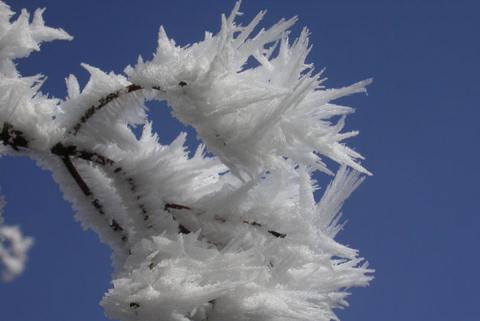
<box><xmin>0</xmin><ymin>122</ymin><xmax>28</xmax><ymax>151</ymax></box>
<box><xmin>0</xmin><ymin>1</ymin><xmax>374</xmax><ymax>320</ymax></box>
<box><xmin>68</xmin><ymin>84</ymin><xmax>163</xmax><ymax>136</ymax></box>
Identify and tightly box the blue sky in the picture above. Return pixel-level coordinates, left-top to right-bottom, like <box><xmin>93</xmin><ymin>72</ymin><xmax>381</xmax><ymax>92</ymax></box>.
<box><xmin>1</xmin><ymin>1</ymin><xmax>479</xmax><ymax>320</ymax></box>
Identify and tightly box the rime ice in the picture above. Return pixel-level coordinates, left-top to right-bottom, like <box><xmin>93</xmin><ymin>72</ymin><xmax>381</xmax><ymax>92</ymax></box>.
<box><xmin>0</xmin><ymin>1</ymin><xmax>373</xmax><ymax>320</ymax></box>
<box><xmin>0</xmin><ymin>199</ymin><xmax>34</xmax><ymax>282</ymax></box>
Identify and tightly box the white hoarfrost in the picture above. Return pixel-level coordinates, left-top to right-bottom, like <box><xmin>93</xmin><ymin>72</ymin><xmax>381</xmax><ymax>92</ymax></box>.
<box><xmin>0</xmin><ymin>224</ymin><xmax>34</xmax><ymax>282</ymax></box>
<box><xmin>0</xmin><ymin>1</ymin><xmax>373</xmax><ymax>320</ymax></box>
<box><xmin>0</xmin><ymin>197</ymin><xmax>34</xmax><ymax>282</ymax></box>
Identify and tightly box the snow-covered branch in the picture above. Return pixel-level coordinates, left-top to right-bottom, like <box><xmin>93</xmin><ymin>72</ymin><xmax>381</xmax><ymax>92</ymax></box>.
<box><xmin>0</xmin><ymin>1</ymin><xmax>374</xmax><ymax>320</ymax></box>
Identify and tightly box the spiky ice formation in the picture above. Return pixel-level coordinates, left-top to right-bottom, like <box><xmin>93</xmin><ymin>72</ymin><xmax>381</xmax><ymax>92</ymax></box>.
<box><xmin>0</xmin><ymin>1</ymin><xmax>373</xmax><ymax>320</ymax></box>
<box><xmin>126</xmin><ymin>2</ymin><xmax>372</xmax><ymax>180</ymax></box>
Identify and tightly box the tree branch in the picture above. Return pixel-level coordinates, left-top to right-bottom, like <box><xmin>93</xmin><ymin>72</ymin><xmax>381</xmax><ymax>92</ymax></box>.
<box><xmin>2</xmin><ymin>123</ymin><xmax>286</xmax><ymax>245</ymax></box>
<box><xmin>69</xmin><ymin>84</ymin><xmax>163</xmax><ymax>135</ymax></box>
<box><xmin>60</xmin><ymin>155</ymin><xmax>129</xmax><ymax>242</ymax></box>
<box><xmin>1</xmin><ymin>122</ymin><xmax>28</xmax><ymax>151</ymax></box>
<box><xmin>52</xmin><ymin>143</ymin><xmax>192</xmax><ymax>234</ymax></box>
<box><xmin>0</xmin><ymin>124</ymin><xmax>129</xmax><ymax>244</ymax></box>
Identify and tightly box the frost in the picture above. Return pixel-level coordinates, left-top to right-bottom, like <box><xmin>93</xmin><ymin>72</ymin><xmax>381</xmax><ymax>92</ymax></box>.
<box><xmin>126</xmin><ymin>8</ymin><xmax>372</xmax><ymax>179</ymax></box>
<box><xmin>0</xmin><ymin>199</ymin><xmax>34</xmax><ymax>282</ymax></box>
<box><xmin>0</xmin><ymin>192</ymin><xmax>4</xmax><ymax>225</ymax></box>
<box><xmin>0</xmin><ymin>225</ymin><xmax>33</xmax><ymax>282</ymax></box>
<box><xmin>0</xmin><ymin>1</ymin><xmax>373</xmax><ymax>320</ymax></box>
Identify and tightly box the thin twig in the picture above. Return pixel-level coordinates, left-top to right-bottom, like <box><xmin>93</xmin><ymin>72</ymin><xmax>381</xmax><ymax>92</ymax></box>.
<box><xmin>60</xmin><ymin>155</ymin><xmax>129</xmax><ymax>242</ymax></box>
<box><xmin>1</xmin><ymin>122</ymin><xmax>28</xmax><ymax>151</ymax></box>
<box><xmin>243</xmin><ymin>220</ymin><xmax>287</xmax><ymax>238</ymax></box>
<box><xmin>69</xmin><ymin>84</ymin><xmax>163</xmax><ymax>135</ymax></box>
<box><xmin>2</xmin><ymin>122</ymin><xmax>286</xmax><ymax>241</ymax></box>
<box><xmin>52</xmin><ymin>143</ymin><xmax>191</xmax><ymax>234</ymax></box>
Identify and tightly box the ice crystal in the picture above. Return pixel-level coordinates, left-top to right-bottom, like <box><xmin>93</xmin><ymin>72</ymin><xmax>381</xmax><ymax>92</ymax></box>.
<box><xmin>0</xmin><ymin>1</ymin><xmax>373</xmax><ymax>320</ymax></box>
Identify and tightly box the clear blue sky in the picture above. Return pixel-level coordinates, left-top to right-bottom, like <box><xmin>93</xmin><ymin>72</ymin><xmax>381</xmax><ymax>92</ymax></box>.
<box><xmin>1</xmin><ymin>1</ymin><xmax>479</xmax><ymax>320</ymax></box>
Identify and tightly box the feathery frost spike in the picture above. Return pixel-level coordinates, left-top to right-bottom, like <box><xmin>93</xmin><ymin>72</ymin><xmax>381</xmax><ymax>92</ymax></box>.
<box><xmin>126</xmin><ymin>2</ymin><xmax>371</xmax><ymax>179</ymax></box>
<box><xmin>0</xmin><ymin>1</ymin><xmax>373</xmax><ymax>320</ymax></box>
<box><xmin>65</xmin><ymin>74</ymin><xmax>80</xmax><ymax>99</ymax></box>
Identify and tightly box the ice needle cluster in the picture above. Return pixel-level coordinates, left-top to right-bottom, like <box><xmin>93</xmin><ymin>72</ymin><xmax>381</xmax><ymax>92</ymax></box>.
<box><xmin>0</xmin><ymin>1</ymin><xmax>373</xmax><ymax>320</ymax></box>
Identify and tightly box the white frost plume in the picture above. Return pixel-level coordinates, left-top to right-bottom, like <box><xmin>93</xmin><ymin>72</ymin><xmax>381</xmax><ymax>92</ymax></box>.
<box><xmin>100</xmin><ymin>166</ymin><xmax>373</xmax><ymax>321</ymax></box>
<box><xmin>0</xmin><ymin>1</ymin><xmax>72</xmax><ymax>152</ymax></box>
<box><xmin>0</xmin><ymin>1</ymin><xmax>72</xmax><ymax>76</ymax></box>
<box><xmin>0</xmin><ymin>223</ymin><xmax>34</xmax><ymax>282</ymax></box>
<box><xmin>0</xmin><ymin>0</ymin><xmax>374</xmax><ymax>319</ymax></box>
<box><xmin>126</xmin><ymin>1</ymin><xmax>372</xmax><ymax>180</ymax></box>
